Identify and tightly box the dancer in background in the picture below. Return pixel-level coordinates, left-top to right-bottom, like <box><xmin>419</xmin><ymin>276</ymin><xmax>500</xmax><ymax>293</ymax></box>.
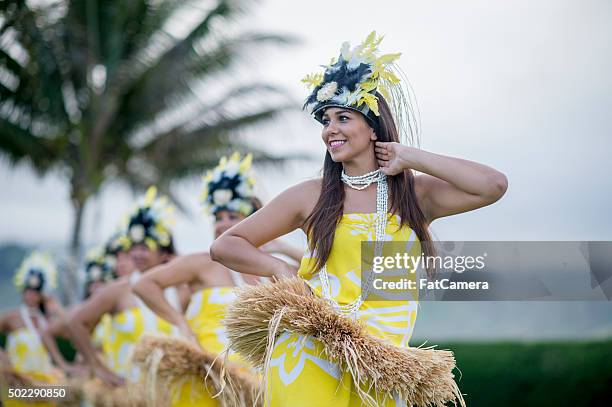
<box><xmin>0</xmin><ymin>252</ymin><xmax>78</xmax><ymax>406</ymax></box>
<box><xmin>132</xmin><ymin>152</ymin><xmax>302</xmax><ymax>406</ymax></box>
<box><xmin>211</xmin><ymin>32</ymin><xmax>507</xmax><ymax>406</ymax></box>
<box><xmin>82</xmin><ymin>247</ymin><xmax>117</xmax><ymax>299</ymax></box>
<box><xmin>45</xmin><ymin>234</ymin><xmax>133</xmax><ymax>363</ymax></box>
<box><xmin>68</xmin><ymin>187</ymin><xmax>189</xmax><ymax>387</ymax></box>
<box><xmin>104</xmin><ymin>232</ymin><xmax>136</xmax><ymax>279</ymax></box>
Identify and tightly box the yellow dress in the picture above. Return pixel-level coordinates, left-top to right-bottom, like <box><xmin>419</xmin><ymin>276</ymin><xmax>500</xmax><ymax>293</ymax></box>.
<box><xmin>170</xmin><ymin>287</ymin><xmax>240</xmax><ymax>407</ymax></box>
<box><xmin>92</xmin><ymin>314</ymin><xmax>112</xmax><ymax>349</ymax></box>
<box><xmin>267</xmin><ymin>213</ymin><xmax>420</xmax><ymax>407</ymax></box>
<box><xmin>2</xmin><ymin>308</ymin><xmax>60</xmax><ymax>407</ymax></box>
<box><xmin>105</xmin><ymin>306</ymin><xmax>173</xmax><ymax>381</ymax></box>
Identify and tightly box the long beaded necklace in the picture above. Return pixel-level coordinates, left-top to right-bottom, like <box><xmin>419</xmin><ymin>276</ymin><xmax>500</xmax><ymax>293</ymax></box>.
<box><xmin>319</xmin><ymin>168</ymin><xmax>388</xmax><ymax>315</ymax></box>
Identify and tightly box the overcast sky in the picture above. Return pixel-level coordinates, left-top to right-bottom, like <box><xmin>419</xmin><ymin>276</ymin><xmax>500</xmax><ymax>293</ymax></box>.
<box><xmin>1</xmin><ymin>0</ymin><xmax>611</xmax><ymax>253</ymax></box>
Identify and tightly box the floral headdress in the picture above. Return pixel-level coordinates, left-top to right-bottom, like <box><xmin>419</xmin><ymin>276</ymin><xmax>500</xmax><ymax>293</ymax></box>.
<box><xmin>302</xmin><ymin>31</ymin><xmax>418</xmax><ymax>144</ymax></box>
<box><xmin>83</xmin><ymin>247</ymin><xmax>115</xmax><ymax>285</ymax></box>
<box><xmin>200</xmin><ymin>152</ymin><xmax>256</xmax><ymax>217</ymax></box>
<box><xmin>104</xmin><ymin>231</ymin><xmax>130</xmax><ymax>275</ymax></box>
<box><xmin>105</xmin><ymin>231</ymin><xmax>130</xmax><ymax>256</ymax></box>
<box><xmin>13</xmin><ymin>251</ymin><xmax>58</xmax><ymax>293</ymax></box>
<box><xmin>123</xmin><ymin>186</ymin><xmax>175</xmax><ymax>251</ymax></box>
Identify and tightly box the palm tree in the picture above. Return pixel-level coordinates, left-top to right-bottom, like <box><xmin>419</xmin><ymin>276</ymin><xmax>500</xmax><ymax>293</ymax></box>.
<box><xmin>0</xmin><ymin>0</ymin><xmax>295</xmax><ymax>303</ymax></box>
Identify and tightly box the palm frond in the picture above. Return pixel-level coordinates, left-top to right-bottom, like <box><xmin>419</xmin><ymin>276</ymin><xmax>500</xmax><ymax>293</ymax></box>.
<box><xmin>0</xmin><ymin>118</ymin><xmax>61</xmax><ymax>173</ymax></box>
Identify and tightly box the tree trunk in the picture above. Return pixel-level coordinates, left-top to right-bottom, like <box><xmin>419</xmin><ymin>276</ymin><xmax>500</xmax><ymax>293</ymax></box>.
<box><xmin>63</xmin><ymin>195</ymin><xmax>87</xmax><ymax>305</ymax></box>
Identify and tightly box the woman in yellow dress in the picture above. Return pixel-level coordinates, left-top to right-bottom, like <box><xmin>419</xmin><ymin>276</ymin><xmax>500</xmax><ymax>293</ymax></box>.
<box><xmin>211</xmin><ymin>32</ymin><xmax>508</xmax><ymax>406</ymax></box>
<box><xmin>68</xmin><ymin>187</ymin><xmax>189</xmax><ymax>395</ymax></box>
<box><xmin>0</xmin><ymin>252</ymin><xmax>77</xmax><ymax>406</ymax></box>
<box><xmin>132</xmin><ymin>152</ymin><xmax>302</xmax><ymax>406</ymax></box>
<box><xmin>44</xmin><ymin>235</ymin><xmax>134</xmax><ymax>380</ymax></box>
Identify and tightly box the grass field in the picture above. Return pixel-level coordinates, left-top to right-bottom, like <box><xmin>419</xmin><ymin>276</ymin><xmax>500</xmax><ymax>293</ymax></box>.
<box><xmin>442</xmin><ymin>340</ymin><xmax>612</xmax><ymax>406</ymax></box>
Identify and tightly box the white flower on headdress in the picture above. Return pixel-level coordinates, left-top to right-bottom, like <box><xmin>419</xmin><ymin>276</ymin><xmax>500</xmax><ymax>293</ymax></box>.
<box><xmin>333</xmin><ymin>87</ymin><xmax>350</xmax><ymax>105</ymax></box>
<box><xmin>89</xmin><ymin>265</ymin><xmax>103</xmax><ymax>281</ymax></box>
<box><xmin>14</xmin><ymin>251</ymin><xmax>57</xmax><ymax>293</ymax></box>
<box><xmin>129</xmin><ymin>224</ymin><xmax>145</xmax><ymax>242</ymax></box>
<box><xmin>317</xmin><ymin>81</ymin><xmax>338</xmax><ymax>102</ymax></box>
<box><xmin>27</xmin><ymin>274</ymin><xmax>40</xmax><ymax>289</ymax></box>
<box><xmin>213</xmin><ymin>189</ymin><xmax>233</xmax><ymax>206</ymax></box>
<box><xmin>235</xmin><ymin>180</ymin><xmax>252</xmax><ymax>198</ymax></box>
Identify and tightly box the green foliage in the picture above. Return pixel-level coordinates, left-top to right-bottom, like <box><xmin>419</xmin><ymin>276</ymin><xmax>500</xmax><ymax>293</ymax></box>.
<box><xmin>446</xmin><ymin>339</ymin><xmax>612</xmax><ymax>406</ymax></box>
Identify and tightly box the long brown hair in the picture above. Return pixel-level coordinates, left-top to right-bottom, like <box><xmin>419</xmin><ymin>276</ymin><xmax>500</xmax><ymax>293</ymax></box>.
<box><xmin>303</xmin><ymin>94</ymin><xmax>435</xmax><ymax>276</ymax></box>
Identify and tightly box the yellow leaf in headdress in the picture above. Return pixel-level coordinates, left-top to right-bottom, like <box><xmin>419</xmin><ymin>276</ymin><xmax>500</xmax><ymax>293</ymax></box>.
<box><xmin>365</xmin><ymin>31</ymin><xmax>376</xmax><ymax>45</ymax></box>
<box><xmin>359</xmin><ymin>31</ymin><xmax>384</xmax><ymax>59</ymax></box>
<box><xmin>378</xmin><ymin>53</ymin><xmax>401</xmax><ymax>65</ymax></box>
<box><xmin>144</xmin><ymin>186</ymin><xmax>157</xmax><ymax>206</ymax></box>
<box><xmin>301</xmin><ymin>73</ymin><xmax>324</xmax><ymax>89</ymax></box>
<box><xmin>380</xmin><ymin>69</ymin><xmax>400</xmax><ymax>85</ymax></box>
<box><xmin>145</xmin><ymin>237</ymin><xmax>157</xmax><ymax>251</ymax></box>
<box><xmin>118</xmin><ymin>235</ymin><xmax>132</xmax><ymax>250</ymax></box>
<box><xmin>218</xmin><ymin>156</ymin><xmax>228</xmax><ymax>169</ymax></box>
<box><xmin>378</xmin><ymin>84</ymin><xmax>391</xmax><ymax>101</ymax></box>
<box><xmin>240</xmin><ymin>153</ymin><xmax>253</xmax><ymax>172</ymax></box>
<box><xmin>359</xmin><ymin>92</ymin><xmax>380</xmax><ymax>116</ymax></box>
<box><xmin>360</xmin><ymin>80</ymin><xmax>378</xmax><ymax>92</ymax></box>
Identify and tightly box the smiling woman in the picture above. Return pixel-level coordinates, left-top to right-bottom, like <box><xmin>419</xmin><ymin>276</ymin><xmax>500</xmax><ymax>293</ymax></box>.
<box><xmin>211</xmin><ymin>31</ymin><xmax>506</xmax><ymax>407</ymax></box>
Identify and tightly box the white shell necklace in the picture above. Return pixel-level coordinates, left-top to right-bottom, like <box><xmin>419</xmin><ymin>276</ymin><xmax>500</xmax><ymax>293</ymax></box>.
<box><xmin>340</xmin><ymin>168</ymin><xmax>381</xmax><ymax>190</ymax></box>
<box><xmin>319</xmin><ymin>168</ymin><xmax>388</xmax><ymax>315</ymax></box>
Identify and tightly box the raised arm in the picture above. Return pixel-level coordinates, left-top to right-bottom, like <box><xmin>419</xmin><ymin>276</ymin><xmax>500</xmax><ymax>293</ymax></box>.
<box><xmin>375</xmin><ymin>142</ymin><xmax>508</xmax><ymax>222</ymax></box>
<box><xmin>132</xmin><ymin>254</ymin><xmax>206</xmax><ymax>343</ymax></box>
<box><xmin>68</xmin><ymin>282</ymin><xmax>125</xmax><ymax>386</ymax></box>
<box><xmin>210</xmin><ymin>180</ymin><xmax>318</xmax><ymax>278</ymax></box>
<box><xmin>38</xmin><ymin>322</ymin><xmax>75</xmax><ymax>375</ymax></box>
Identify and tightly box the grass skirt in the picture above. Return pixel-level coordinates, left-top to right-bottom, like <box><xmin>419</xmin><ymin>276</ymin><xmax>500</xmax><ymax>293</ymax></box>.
<box><xmin>223</xmin><ymin>278</ymin><xmax>465</xmax><ymax>407</ymax></box>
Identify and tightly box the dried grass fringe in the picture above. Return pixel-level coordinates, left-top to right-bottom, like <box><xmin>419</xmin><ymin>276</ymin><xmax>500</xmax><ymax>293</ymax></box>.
<box><xmin>223</xmin><ymin>278</ymin><xmax>466</xmax><ymax>407</ymax></box>
<box><xmin>79</xmin><ymin>378</ymin><xmax>149</xmax><ymax>407</ymax></box>
<box><xmin>131</xmin><ymin>334</ymin><xmax>260</xmax><ymax>407</ymax></box>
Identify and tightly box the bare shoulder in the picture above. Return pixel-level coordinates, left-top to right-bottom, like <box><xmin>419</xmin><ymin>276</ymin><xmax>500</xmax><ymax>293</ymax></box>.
<box><xmin>294</xmin><ymin>178</ymin><xmax>322</xmax><ymax>194</ymax></box>
<box><xmin>0</xmin><ymin>309</ymin><xmax>21</xmax><ymax>331</ymax></box>
<box><xmin>177</xmin><ymin>252</ymin><xmax>216</xmax><ymax>283</ymax></box>
<box><xmin>285</xmin><ymin>178</ymin><xmax>322</xmax><ymax>221</ymax></box>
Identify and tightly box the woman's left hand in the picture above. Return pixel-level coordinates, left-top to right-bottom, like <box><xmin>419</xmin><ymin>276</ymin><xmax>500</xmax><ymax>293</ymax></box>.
<box><xmin>375</xmin><ymin>142</ymin><xmax>414</xmax><ymax>176</ymax></box>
